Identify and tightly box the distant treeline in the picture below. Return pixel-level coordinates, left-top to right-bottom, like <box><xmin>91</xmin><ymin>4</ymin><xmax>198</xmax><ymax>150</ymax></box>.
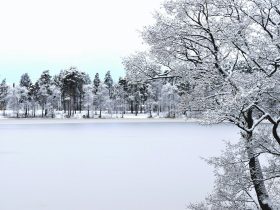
<box><xmin>0</xmin><ymin>67</ymin><xmax>193</xmax><ymax>118</ymax></box>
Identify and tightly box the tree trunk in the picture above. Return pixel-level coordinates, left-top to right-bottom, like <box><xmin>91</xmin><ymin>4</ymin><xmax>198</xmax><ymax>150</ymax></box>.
<box><xmin>244</xmin><ymin>110</ymin><xmax>273</xmax><ymax>210</ymax></box>
<box><xmin>67</xmin><ymin>100</ymin><xmax>70</xmax><ymax>117</ymax></box>
<box><xmin>135</xmin><ymin>104</ymin><xmax>138</xmax><ymax>116</ymax></box>
<box><xmin>80</xmin><ymin>95</ymin><xmax>82</xmax><ymax>113</ymax></box>
<box><xmin>25</xmin><ymin>106</ymin><xmax>28</xmax><ymax>118</ymax></box>
<box><xmin>63</xmin><ymin>99</ymin><xmax>66</xmax><ymax>113</ymax></box>
<box><xmin>130</xmin><ymin>101</ymin><xmax>134</xmax><ymax>113</ymax></box>
<box><xmin>41</xmin><ymin>106</ymin><xmax>44</xmax><ymax>118</ymax></box>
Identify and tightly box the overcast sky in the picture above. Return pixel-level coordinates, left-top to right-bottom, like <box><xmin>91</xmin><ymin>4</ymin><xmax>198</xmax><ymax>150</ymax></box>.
<box><xmin>0</xmin><ymin>0</ymin><xmax>162</xmax><ymax>84</ymax></box>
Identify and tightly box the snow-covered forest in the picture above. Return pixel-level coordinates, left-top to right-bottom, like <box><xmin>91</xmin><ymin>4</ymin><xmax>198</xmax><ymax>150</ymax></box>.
<box><xmin>0</xmin><ymin>68</ymin><xmax>190</xmax><ymax>119</ymax></box>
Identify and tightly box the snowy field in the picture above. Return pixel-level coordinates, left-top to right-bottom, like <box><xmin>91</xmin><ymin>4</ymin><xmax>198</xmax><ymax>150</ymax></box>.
<box><xmin>0</xmin><ymin>121</ymin><xmax>239</xmax><ymax>210</ymax></box>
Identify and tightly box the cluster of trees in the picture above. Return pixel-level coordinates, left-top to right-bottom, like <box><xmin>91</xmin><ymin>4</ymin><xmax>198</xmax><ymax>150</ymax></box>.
<box><xmin>0</xmin><ymin>67</ymin><xmax>189</xmax><ymax>118</ymax></box>
<box><xmin>123</xmin><ymin>0</ymin><xmax>280</xmax><ymax>209</ymax></box>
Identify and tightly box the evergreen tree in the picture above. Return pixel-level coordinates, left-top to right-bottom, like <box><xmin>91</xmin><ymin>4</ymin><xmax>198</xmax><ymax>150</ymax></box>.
<box><xmin>38</xmin><ymin>70</ymin><xmax>52</xmax><ymax>87</ymax></box>
<box><xmin>93</xmin><ymin>73</ymin><xmax>100</xmax><ymax>94</ymax></box>
<box><xmin>29</xmin><ymin>83</ymin><xmax>39</xmax><ymax>117</ymax></box>
<box><xmin>0</xmin><ymin>79</ymin><xmax>8</xmax><ymax>115</ymax></box>
<box><xmin>104</xmin><ymin>71</ymin><xmax>113</xmax><ymax>98</ymax></box>
<box><xmin>84</xmin><ymin>73</ymin><xmax>91</xmax><ymax>85</ymax></box>
<box><xmin>59</xmin><ymin>67</ymin><xmax>87</xmax><ymax>116</ymax></box>
<box><xmin>19</xmin><ymin>73</ymin><xmax>33</xmax><ymax>117</ymax></box>
<box><xmin>19</xmin><ymin>73</ymin><xmax>32</xmax><ymax>89</ymax></box>
<box><xmin>117</xmin><ymin>77</ymin><xmax>129</xmax><ymax>116</ymax></box>
<box><xmin>37</xmin><ymin>70</ymin><xmax>52</xmax><ymax>117</ymax></box>
<box><xmin>118</xmin><ymin>77</ymin><xmax>128</xmax><ymax>92</ymax></box>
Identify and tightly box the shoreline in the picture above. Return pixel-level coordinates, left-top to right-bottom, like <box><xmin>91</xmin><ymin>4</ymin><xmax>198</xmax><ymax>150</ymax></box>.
<box><xmin>0</xmin><ymin>117</ymin><xmax>197</xmax><ymax>125</ymax></box>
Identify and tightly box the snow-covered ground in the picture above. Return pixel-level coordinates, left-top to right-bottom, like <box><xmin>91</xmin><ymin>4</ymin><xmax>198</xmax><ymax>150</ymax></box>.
<box><xmin>0</xmin><ymin>110</ymin><xmax>204</xmax><ymax>125</ymax></box>
<box><xmin>0</xmin><ymin>122</ymin><xmax>239</xmax><ymax>210</ymax></box>
<box><xmin>0</xmin><ymin>118</ymin><xmax>195</xmax><ymax>125</ymax></box>
<box><xmin>0</xmin><ymin>110</ymin><xmax>189</xmax><ymax>120</ymax></box>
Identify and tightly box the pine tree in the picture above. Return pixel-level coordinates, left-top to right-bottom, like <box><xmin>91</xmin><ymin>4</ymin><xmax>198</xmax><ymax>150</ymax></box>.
<box><xmin>37</xmin><ymin>70</ymin><xmax>52</xmax><ymax>117</ymax></box>
<box><xmin>104</xmin><ymin>71</ymin><xmax>113</xmax><ymax>98</ymax></box>
<box><xmin>19</xmin><ymin>73</ymin><xmax>32</xmax><ymax>89</ymax></box>
<box><xmin>84</xmin><ymin>73</ymin><xmax>91</xmax><ymax>85</ymax></box>
<box><xmin>93</xmin><ymin>73</ymin><xmax>100</xmax><ymax>94</ymax></box>
<box><xmin>59</xmin><ymin>67</ymin><xmax>87</xmax><ymax>116</ymax></box>
<box><xmin>38</xmin><ymin>70</ymin><xmax>52</xmax><ymax>87</ymax></box>
<box><xmin>0</xmin><ymin>79</ymin><xmax>8</xmax><ymax>115</ymax></box>
<box><xmin>19</xmin><ymin>73</ymin><xmax>33</xmax><ymax>117</ymax></box>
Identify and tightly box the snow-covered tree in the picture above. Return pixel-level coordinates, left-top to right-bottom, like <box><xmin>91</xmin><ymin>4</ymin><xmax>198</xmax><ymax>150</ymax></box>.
<box><xmin>36</xmin><ymin>70</ymin><xmax>52</xmax><ymax>117</ymax></box>
<box><xmin>145</xmin><ymin>83</ymin><xmax>157</xmax><ymax>118</ymax></box>
<box><xmin>126</xmin><ymin>82</ymin><xmax>142</xmax><ymax>115</ymax></box>
<box><xmin>104</xmin><ymin>71</ymin><xmax>114</xmax><ymax>98</ymax></box>
<box><xmin>93</xmin><ymin>73</ymin><xmax>101</xmax><ymax>94</ymax></box>
<box><xmin>37</xmin><ymin>84</ymin><xmax>50</xmax><ymax>117</ymax></box>
<box><xmin>125</xmin><ymin>0</ymin><xmax>280</xmax><ymax>208</ymax></box>
<box><xmin>0</xmin><ymin>79</ymin><xmax>8</xmax><ymax>115</ymax></box>
<box><xmin>19</xmin><ymin>73</ymin><xmax>32</xmax><ymax>89</ymax></box>
<box><xmin>28</xmin><ymin>83</ymin><xmax>39</xmax><ymax>117</ymax></box>
<box><xmin>6</xmin><ymin>85</ymin><xmax>28</xmax><ymax>118</ymax></box>
<box><xmin>160</xmin><ymin>83</ymin><xmax>180</xmax><ymax>118</ymax></box>
<box><xmin>123</xmin><ymin>51</ymin><xmax>164</xmax><ymax>82</ymax></box>
<box><xmin>84</xmin><ymin>73</ymin><xmax>91</xmax><ymax>85</ymax></box>
<box><xmin>83</xmin><ymin>84</ymin><xmax>93</xmax><ymax>118</ymax></box>
<box><xmin>19</xmin><ymin>73</ymin><xmax>33</xmax><ymax>117</ymax></box>
<box><xmin>59</xmin><ymin>67</ymin><xmax>87</xmax><ymax>116</ymax></box>
<box><xmin>46</xmin><ymin>85</ymin><xmax>61</xmax><ymax>118</ymax></box>
<box><xmin>116</xmin><ymin>77</ymin><xmax>129</xmax><ymax>117</ymax></box>
<box><xmin>188</xmin><ymin>127</ymin><xmax>280</xmax><ymax>209</ymax></box>
<box><xmin>93</xmin><ymin>83</ymin><xmax>109</xmax><ymax>118</ymax></box>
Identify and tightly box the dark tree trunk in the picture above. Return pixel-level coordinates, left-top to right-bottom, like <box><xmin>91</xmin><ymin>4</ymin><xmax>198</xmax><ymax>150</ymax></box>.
<box><xmin>63</xmin><ymin>98</ymin><xmax>66</xmax><ymax>113</ymax></box>
<box><xmin>135</xmin><ymin>103</ymin><xmax>138</xmax><ymax>116</ymax></box>
<box><xmin>140</xmin><ymin>102</ymin><xmax>143</xmax><ymax>113</ymax></box>
<box><xmin>244</xmin><ymin>110</ymin><xmax>273</xmax><ymax>210</ymax></box>
<box><xmin>41</xmin><ymin>106</ymin><xmax>44</xmax><ymax>118</ymax></box>
<box><xmin>25</xmin><ymin>106</ymin><xmax>28</xmax><ymax>118</ymax></box>
<box><xmin>68</xmin><ymin>100</ymin><xmax>71</xmax><ymax>117</ymax></box>
<box><xmin>79</xmin><ymin>95</ymin><xmax>82</xmax><ymax>113</ymax></box>
<box><xmin>130</xmin><ymin>101</ymin><xmax>133</xmax><ymax>113</ymax></box>
<box><xmin>149</xmin><ymin>107</ymin><xmax>152</xmax><ymax>118</ymax></box>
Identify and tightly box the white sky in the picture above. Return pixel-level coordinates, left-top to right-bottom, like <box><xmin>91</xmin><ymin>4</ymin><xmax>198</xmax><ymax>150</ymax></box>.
<box><xmin>0</xmin><ymin>0</ymin><xmax>162</xmax><ymax>84</ymax></box>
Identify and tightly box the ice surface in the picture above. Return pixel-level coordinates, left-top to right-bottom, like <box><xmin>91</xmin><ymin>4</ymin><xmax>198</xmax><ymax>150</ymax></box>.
<box><xmin>0</xmin><ymin>122</ymin><xmax>239</xmax><ymax>210</ymax></box>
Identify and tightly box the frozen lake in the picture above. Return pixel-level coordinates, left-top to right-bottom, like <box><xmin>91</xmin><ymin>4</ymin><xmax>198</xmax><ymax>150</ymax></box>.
<box><xmin>0</xmin><ymin>122</ymin><xmax>239</xmax><ymax>210</ymax></box>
